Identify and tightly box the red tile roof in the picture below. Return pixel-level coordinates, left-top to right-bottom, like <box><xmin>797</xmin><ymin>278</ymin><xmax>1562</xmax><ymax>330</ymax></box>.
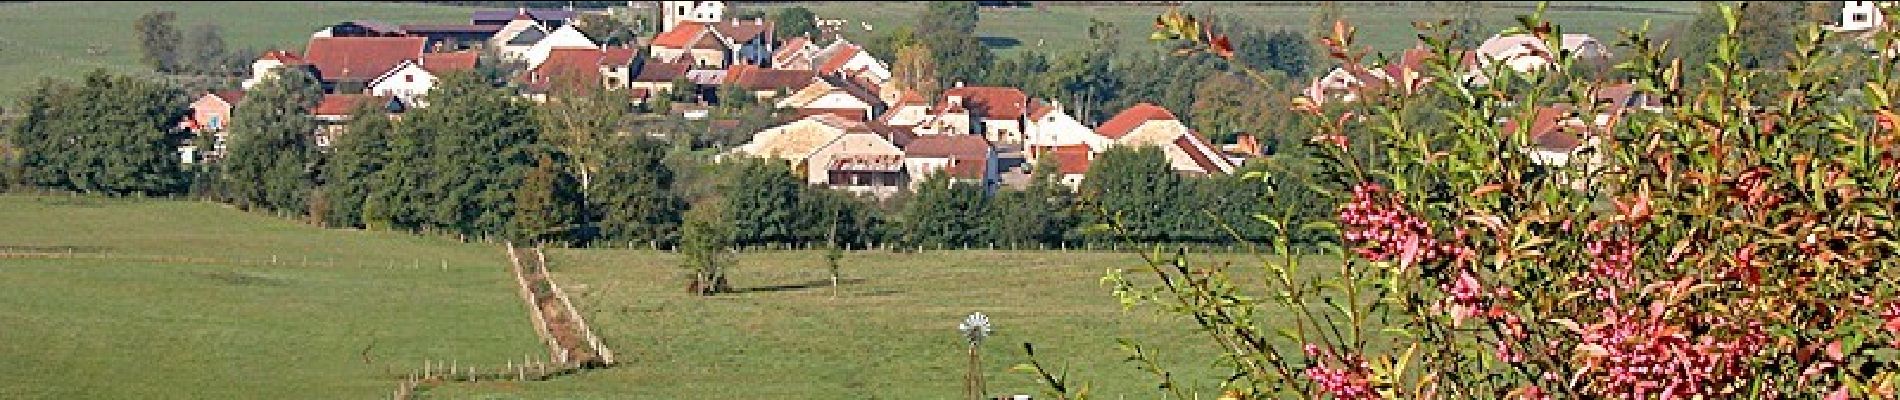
<box><xmin>1096</xmin><ymin>103</ymin><xmax>1178</xmax><ymax>139</ymax></box>
<box><xmin>726</xmin><ymin>64</ymin><xmax>815</xmax><ymax>91</ymax></box>
<box><xmin>1046</xmin><ymin>144</ymin><xmax>1093</xmax><ymax>175</ymax></box>
<box><xmin>1501</xmin><ymin>105</ymin><xmax>1585</xmax><ymax>151</ymax></box>
<box><xmin>633</xmin><ymin>61</ymin><xmax>691</xmax><ymax>82</ymax></box>
<box><xmin>904</xmin><ymin>134</ymin><xmax>991</xmax><ymax>159</ymax></box>
<box><xmin>211</xmin><ymin>90</ymin><xmax>245</xmax><ymax>106</ymax></box>
<box><xmin>817</xmin><ymin>44</ymin><xmax>859</xmax><ymax>74</ymax></box>
<box><xmin>773</xmin><ymin>36</ymin><xmax>812</xmax><ymax>67</ymax></box>
<box><xmin>652</xmin><ymin>22</ymin><xmax>707</xmax><ymax>48</ymax></box>
<box><xmin>935</xmin><ymin>86</ymin><xmax>1028</xmax><ymax>120</ymax></box>
<box><xmin>304</xmin><ymin>37</ymin><xmax>426</xmax><ymax>82</ymax></box>
<box><xmin>260</xmin><ymin>50</ymin><xmax>305</xmax><ymax>63</ymax></box>
<box><xmin>313</xmin><ymin>94</ymin><xmax>384</xmax><ymax>116</ymax></box>
<box><xmin>1173</xmin><ymin>133</ymin><xmax>1231</xmax><ymax>174</ymax></box>
<box><xmin>709</xmin><ymin>19</ymin><xmax>772</xmax><ymax>44</ymax></box>
<box><xmin>531</xmin><ymin>48</ymin><xmax>605</xmax><ymax>84</ymax></box>
<box><xmin>419</xmin><ymin>51</ymin><xmax>478</xmax><ymax>74</ymax></box>
<box><xmin>944</xmin><ymin>157</ymin><xmax>988</xmax><ymax>179</ymax></box>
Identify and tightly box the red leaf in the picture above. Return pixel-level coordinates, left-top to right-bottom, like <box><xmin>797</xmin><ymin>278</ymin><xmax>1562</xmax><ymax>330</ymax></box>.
<box><xmin>1210</xmin><ymin>35</ymin><xmax>1235</xmax><ymax>59</ymax></box>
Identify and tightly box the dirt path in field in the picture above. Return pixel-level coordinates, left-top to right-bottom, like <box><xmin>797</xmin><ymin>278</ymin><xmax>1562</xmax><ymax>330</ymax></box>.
<box><xmin>505</xmin><ymin>244</ymin><xmax>610</xmax><ymax>367</ymax></box>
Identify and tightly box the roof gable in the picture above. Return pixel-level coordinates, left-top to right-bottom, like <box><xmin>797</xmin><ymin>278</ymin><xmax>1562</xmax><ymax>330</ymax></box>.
<box><xmin>1096</xmin><ymin>103</ymin><xmax>1179</xmax><ymax>139</ymax></box>
<box><xmin>935</xmin><ymin>86</ymin><xmax>1028</xmax><ymax>120</ymax></box>
<box><xmin>652</xmin><ymin>22</ymin><xmax>707</xmax><ymax>48</ymax></box>
<box><xmin>420</xmin><ymin>51</ymin><xmax>479</xmax><ymax>74</ymax></box>
<box><xmin>904</xmin><ymin>134</ymin><xmax>991</xmax><ymax>158</ymax></box>
<box><xmin>304</xmin><ymin>37</ymin><xmax>427</xmax><ymax>82</ymax></box>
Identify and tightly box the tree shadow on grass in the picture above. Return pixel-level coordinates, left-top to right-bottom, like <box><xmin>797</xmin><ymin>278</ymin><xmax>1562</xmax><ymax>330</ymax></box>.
<box><xmin>978</xmin><ymin>36</ymin><xmax>1023</xmax><ymax>50</ymax></box>
<box><xmin>733</xmin><ymin>278</ymin><xmax>869</xmax><ymax>294</ymax></box>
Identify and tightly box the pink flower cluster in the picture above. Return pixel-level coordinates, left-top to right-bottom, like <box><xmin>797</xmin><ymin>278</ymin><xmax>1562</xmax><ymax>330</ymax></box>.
<box><xmin>1584</xmin><ymin>239</ymin><xmax>1640</xmax><ymax>299</ymax></box>
<box><xmin>1303</xmin><ymin>344</ymin><xmax>1378</xmax><ymax>400</ymax></box>
<box><xmin>1883</xmin><ymin>302</ymin><xmax>1900</xmax><ymax>348</ymax></box>
<box><xmin>1576</xmin><ymin>305</ymin><xmax>1770</xmax><ymax>398</ymax></box>
<box><xmin>1340</xmin><ymin>183</ymin><xmax>1468</xmax><ymax>267</ymax></box>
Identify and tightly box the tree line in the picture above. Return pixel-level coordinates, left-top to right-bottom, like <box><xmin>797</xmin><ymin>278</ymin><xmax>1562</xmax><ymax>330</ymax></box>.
<box><xmin>0</xmin><ymin>67</ymin><xmax>1349</xmax><ymax>252</ymax></box>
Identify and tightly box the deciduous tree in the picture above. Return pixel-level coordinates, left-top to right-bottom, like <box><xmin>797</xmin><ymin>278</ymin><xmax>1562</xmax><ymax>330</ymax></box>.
<box><xmin>135</xmin><ymin>11</ymin><xmax>182</xmax><ymax>73</ymax></box>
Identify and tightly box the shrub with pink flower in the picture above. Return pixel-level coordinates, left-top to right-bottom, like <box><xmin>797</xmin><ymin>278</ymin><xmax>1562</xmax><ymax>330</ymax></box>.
<box><xmin>1041</xmin><ymin>5</ymin><xmax>1900</xmax><ymax>400</ymax></box>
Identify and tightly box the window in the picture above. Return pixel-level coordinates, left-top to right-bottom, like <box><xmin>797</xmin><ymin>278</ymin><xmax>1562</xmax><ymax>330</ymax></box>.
<box><xmin>404</xmin><ymin>74</ymin><xmax>414</xmax><ymax>83</ymax></box>
<box><xmin>208</xmin><ymin>115</ymin><xmax>221</xmax><ymax>130</ymax></box>
<box><xmin>1856</xmin><ymin>13</ymin><xmax>1870</xmax><ymax>22</ymax></box>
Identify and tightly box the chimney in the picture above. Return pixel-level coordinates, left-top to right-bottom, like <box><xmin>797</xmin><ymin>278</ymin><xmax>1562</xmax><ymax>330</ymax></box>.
<box><xmin>954</xmin><ymin>81</ymin><xmax>964</xmax><ymax>88</ymax></box>
<box><xmin>755</xmin><ymin>18</ymin><xmax>763</xmax><ymax>26</ymax></box>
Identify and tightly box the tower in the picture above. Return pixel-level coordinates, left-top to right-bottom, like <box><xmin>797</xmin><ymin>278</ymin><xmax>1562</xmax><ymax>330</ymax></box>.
<box><xmin>1843</xmin><ymin>1</ymin><xmax>1888</xmax><ymax>32</ymax></box>
<box><xmin>660</xmin><ymin>1</ymin><xmax>724</xmax><ymax>31</ymax></box>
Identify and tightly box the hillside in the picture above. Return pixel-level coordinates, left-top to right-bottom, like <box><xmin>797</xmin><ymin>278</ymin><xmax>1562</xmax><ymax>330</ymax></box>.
<box><xmin>0</xmin><ymin>195</ymin><xmax>541</xmax><ymax>399</ymax></box>
<box><xmin>0</xmin><ymin>1</ymin><xmax>479</xmax><ymax>99</ymax></box>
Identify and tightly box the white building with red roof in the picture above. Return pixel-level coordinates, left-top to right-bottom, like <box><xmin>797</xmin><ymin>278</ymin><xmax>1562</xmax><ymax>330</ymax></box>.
<box><xmin>1094</xmin><ymin>103</ymin><xmax>1235</xmax><ymax>176</ymax></box>
<box><xmin>368</xmin><ymin>51</ymin><xmax>479</xmax><ymax>106</ymax></box>
<box><xmin>241</xmin><ymin>50</ymin><xmax>308</xmax><ymax>90</ymax></box>
<box><xmin>914</xmin><ymin>85</ymin><xmax>1030</xmax><ymax>144</ymax></box>
<box><xmin>300</xmin><ymin>36</ymin><xmax>428</xmax><ymax>93</ymax></box>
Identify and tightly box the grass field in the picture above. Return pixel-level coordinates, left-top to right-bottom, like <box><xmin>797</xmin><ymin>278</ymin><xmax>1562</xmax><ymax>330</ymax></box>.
<box><xmin>0</xmin><ymin>195</ymin><xmax>542</xmax><ymax>399</ymax></box>
<box><xmin>756</xmin><ymin>1</ymin><xmax>1699</xmax><ymax>56</ymax></box>
<box><xmin>418</xmin><ymin>247</ymin><xmax>1337</xmax><ymax>399</ymax></box>
<box><xmin>0</xmin><ymin>1</ymin><xmax>480</xmax><ymax>99</ymax></box>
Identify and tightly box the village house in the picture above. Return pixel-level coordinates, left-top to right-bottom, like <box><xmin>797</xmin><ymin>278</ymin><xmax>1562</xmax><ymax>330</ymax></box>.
<box><xmin>811</xmin><ymin>37</ymin><xmax>891</xmax><ymax>84</ymax></box>
<box><xmin>729</xmin><ymin>114</ymin><xmax>908</xmax><ymax>187</ymax></box>
<box><xmin>724</xmin><ymin>63</ymin><xmax>816</xmax><ymax>101</ymax></box>
<box><xmin>649</xmin><ymin>21</ymin><xmax>728</xmax><ymax>68</ymax></box>
<box><xmin>472</xmin><ymin>8</ymin><xmax>577</xmax><ymax>29</ymax></box>
<box><xmin>367</xmin><ymin>51</ymin><xmax>479</xmax><ymax>106</ymax></box>
<box><xmin>1305</xmin><ymin>47</ymin><xmax>1451</xmax><ymax>105</ymax></box>
<box><xmin>491</xmin><ymin>13</ymin><xmax>552</xmax><ymax>63</ymax></box>
<box><xmin>659</xmin><ymin>1</ymin><xmax>726</xmax><ymax>32</ymax></box>
<box><xmin>1040</xmin><ymin>143</ymin><xmax>1094</xmax><ymax>188</ymax></box>
<box><xmin>521</xmin><ymin>25</ymin><xmax>601</xmax><ymax>69</ymax></box>
<box><xmin>520</xmin><ymin>47</ymin><xmax>640</xmax><ymax>101</ymax></box>
<box><xmin>772</xmin><ymin>36</ymin><xmax>820</xmax><ymax>69</ymax></box>
<box><xmin>630</xmin><ymin>61</ymin><xmax>693</xmax><ymax>103</ymax></box>
<box><xmin>1022</xmin><ymin>98</ymin><xmax>1106</xmax><ymax>157</ymax></box>
<box><xmin>914</xmin><ymin>85</ymin><xmax>1030</xmax><ymax>145</ymax></box>
<box><xmin>241</xmin><ymin>50</ymin><xmax>309</xmax><ymax>90</ymax></box>
<box><xmin>180</xmin><ymin>90</ymin><xmax>245</xmax><ymax>162</ymax></box>
<box><xmin>806</xmin><ymin>122</ymin><xmax>912</xmax><ymax>199</ymax></box>
<box><xmin>398</xmin><ymin>24</ymin><xmax>505</xmax><ymax>51</ymax></box>
<box><xmin>876</xmin><ymin>90</ymin><xmax>932</xmax><ymax>131</ymax></box>
<box><xmin>1094</xmin><ymin>103</ymin><xmax>1236</xmax><ymax>176</ymax></box>
<box><xmin>903</xmin><ymin>134</ymin><xmax>998</xmax><ymax>191</ymax></box>
<box><xmin>312</xmin><ymin>94</ymin><xmax>407</xmax><ymax>148</ymax></box>
<box><xmin>774</xmin><ymin>74</ymin><xmax>885</xmax><ymax>121</ymax></box>
<box><xmin>649</xmin><ymin>18</ymin><xmax>775</xmax><ymax>69</ymax></box>
<box><xmin>1470</xmin><ymin>33</ymin><xmax>1611</xmax><ymax>76</ymax></box>
<box><xmin>301</xmin><ymin>36</ymin><xmax>428</xmax><ymax>94</ymax></box>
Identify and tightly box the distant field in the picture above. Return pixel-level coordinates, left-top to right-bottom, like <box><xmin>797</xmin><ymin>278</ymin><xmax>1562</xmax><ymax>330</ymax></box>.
<box><xmin>0</xmin><ymin>1</ymin><xmax>479</xmax><ymax>99</ymax></box>
<box><xmin>0</xmin><ymin>196</ymin><xmax>541</xmax><ymax>399</ymax></box>
<box><xmin>0</xmin><ymin>1</ymin><xmax>1698</xmax><ymax>101</ymax></box>
<box><xmin>419</xmin><ymin>248</ymin><xmax>1342</xmax><ymax>399</ymax></box>
<box><xmin>758</xmin><ymin>1</ymin><xmax>1700</xmax><ymax>57</ymax></box>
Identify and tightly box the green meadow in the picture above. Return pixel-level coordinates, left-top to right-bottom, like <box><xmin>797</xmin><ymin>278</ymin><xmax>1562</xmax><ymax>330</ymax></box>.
<box><xmin>0</xmin><ymin>195</ymin><xmax>542</xmax><ymax>399</ymax></box>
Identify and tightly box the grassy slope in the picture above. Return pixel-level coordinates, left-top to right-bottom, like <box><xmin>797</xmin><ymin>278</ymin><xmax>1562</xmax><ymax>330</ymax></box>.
<box><xmin>422</xmin><ymin>249</ymin><xmax>1336</xmax><ymax>399</ymax></box>
<box><xmin>0</xmin><ymin>196</ymin><xmax>541</xmax><ymax>399</ymax></box>
<box><xmin>0</xmin><ymin>1</ymin><xmax>479</xmax><ymax>98</ymax></box>
<box><xmin>755</xmin><ymin>1</ymin><xmax>1698</xmax><ymax>57</ymax></box>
